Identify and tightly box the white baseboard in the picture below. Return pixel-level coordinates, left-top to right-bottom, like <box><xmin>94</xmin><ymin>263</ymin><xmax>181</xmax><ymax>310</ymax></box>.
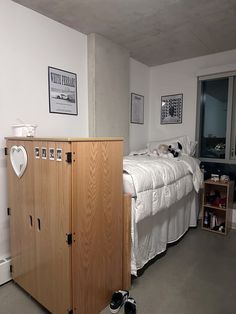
<box><xmin>0</xmin><ymin>257</ymin><xmax>12</xmax><ymax>285</ymax></box>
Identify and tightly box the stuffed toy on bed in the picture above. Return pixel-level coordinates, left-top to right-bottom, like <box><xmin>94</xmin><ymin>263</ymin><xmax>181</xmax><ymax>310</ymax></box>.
<box><xmin>156</xmin><ymin>144</ymin><xmax>173</xmax><ymax>158</ymax></box>
<box><xmin>168</xmin><ymin>142</ymin><xmax>182</xmax><ymax>157</ymax></box>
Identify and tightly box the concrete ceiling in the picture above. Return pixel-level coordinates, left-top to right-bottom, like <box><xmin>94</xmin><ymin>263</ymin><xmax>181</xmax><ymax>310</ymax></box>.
<box><xmin>13</xmin><ymin>0</ymin><xmax>236</xmax><ymax>66</ymax></box>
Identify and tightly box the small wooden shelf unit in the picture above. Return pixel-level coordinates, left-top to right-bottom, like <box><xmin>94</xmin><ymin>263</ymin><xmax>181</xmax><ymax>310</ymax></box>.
<box><xmin>202</xmin><ymin>179</ymin><xmax>234</xmax><ymax>235</ymax></box>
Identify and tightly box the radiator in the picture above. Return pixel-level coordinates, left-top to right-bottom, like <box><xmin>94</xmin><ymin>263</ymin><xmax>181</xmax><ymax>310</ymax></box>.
<box><xmin>0</xmin><ymin>257</ymin><xmax>12</xmax><ymax>285</ymax></box>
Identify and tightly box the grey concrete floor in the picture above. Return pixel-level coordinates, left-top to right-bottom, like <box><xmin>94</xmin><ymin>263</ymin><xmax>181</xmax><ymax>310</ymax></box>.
<box><xmin>0</xmin><ymin>281</ymin><xmax>49</xmax><ymax>314</ymax></box>
<box><xmin>1</xmin><ymin>225</ymin><xmax>236</xmax><ymax>314</ymax></box>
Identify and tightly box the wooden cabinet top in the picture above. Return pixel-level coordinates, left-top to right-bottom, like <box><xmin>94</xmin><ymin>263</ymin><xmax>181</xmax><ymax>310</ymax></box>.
<box><xmin>204</xmin><ymin>179</ymin><xmax>234</xmax><ymax>187</ymax></box>
<box><xmin>5</xmin><ymin>136</ymin><xmax>123</xmax><ymax>142</ymax></box>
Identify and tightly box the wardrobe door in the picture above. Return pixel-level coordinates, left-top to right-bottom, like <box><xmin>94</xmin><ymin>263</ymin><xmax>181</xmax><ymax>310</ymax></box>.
<box><xmin>7</xmin><ymin>140</ymin><xmax>36</xmax><ymax>297</ymax></box>
<box><xmin>34</xmin><ymin>141</ymin><xmax>72</xmax><ymax>314</ymax></box>
<box><xmin>72</xmin><ymin>140</ymin><xmax>123</xmax><ymax>314</ymax></box>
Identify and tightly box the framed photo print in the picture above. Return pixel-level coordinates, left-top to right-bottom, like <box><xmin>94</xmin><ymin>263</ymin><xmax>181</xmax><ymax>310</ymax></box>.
<box><xmin>131</xmin><ymin>93</ymin><xmax>144</xmax><ymax>124</ymax></box>
<box><xmin>161</xmin><ymin>93</ymin><xmax>183</xmax><ymax>124</ymax></box>
<box><xmin>34</xmin><ymin>147</ymin><xmax>40</xmax><ymax>159</ymax></box>
<box><xmin>48</xmin><ymin>66</ymin><xmax>78</xmax><ymax>115</ymax></box>
<box><xmin>41</xmin><ymin>147</ymin><xmax>47</xmax><ymax>160</ymax></box>
<box><xmin>49</xmin><ymin>148</ymin><xmax>55</xmax><ymax>160</ymax></box>
<box><xmin>56</xmin><ymin>148</ymin><xmax>62</xmax><ymax>161</ymax></box>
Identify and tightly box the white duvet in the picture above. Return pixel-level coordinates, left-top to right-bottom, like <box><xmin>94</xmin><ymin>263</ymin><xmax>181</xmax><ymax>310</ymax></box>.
<box><xmin>123</xmin><ymin>155</ymin><xmax>203</xmax><ymax>223</ymax></box>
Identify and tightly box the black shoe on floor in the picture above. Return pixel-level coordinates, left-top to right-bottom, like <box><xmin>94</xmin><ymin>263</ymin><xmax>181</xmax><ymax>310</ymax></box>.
<box><xmin>109</xmin><ymin>290</ymin><xmax>129</xmax><ymax>313</ymax></box>
<box><xmin>124</xmin><ymin>297</ymin><xmax>136</xmax><ymax>314</ymax></box>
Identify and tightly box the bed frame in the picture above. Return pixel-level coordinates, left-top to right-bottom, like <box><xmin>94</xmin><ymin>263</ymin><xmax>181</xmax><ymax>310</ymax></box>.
<box><xmin>122</xmin><ymin>193</ymin><xmax>132</xmax><ymax>290</ymax></box>
<box><xmin>122</xmin><ymin>189</ymin><xmax>199</xmax><ymax>281</ymax></box>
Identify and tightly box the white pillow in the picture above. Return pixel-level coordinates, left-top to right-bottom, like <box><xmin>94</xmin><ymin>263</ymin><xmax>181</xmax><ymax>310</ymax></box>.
<box><xmin>129</xmin><ymin>148</ymin><xmax>149</xmax><ymax>156</ymax></box>
<box><xmin>189</xmin><ymin>140</ymin><xmax>197</xmax><ymax>156</ymax></box>
<box><xmin>147</xmin><ymin>135</ymin><xmax>197</xmax><ymax>156</ymax></box>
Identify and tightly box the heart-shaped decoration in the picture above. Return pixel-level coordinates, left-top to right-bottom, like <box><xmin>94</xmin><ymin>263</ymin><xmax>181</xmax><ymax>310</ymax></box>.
<box><xmin>10</xmin><ymin>145</ymin><xmax>28</xmax><ymax>178</ymax></box>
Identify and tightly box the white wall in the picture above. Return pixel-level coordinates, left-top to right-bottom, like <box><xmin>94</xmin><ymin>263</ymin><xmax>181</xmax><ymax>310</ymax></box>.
<box><xmin>149</xmin><ymin>49</ymin><xmax>236</xmax><ymax>142</ymax></box>
<box><xmin>129</xmin><ymin>58</ymin><xmax>150</xmax><ymax>151</ymax></box>
<box><xmin>0</xmin><ymin>0</ymin><xmax>88</xmax><ymax>259</ymax></box>
<box><xmin>88</xmin><ymin>34</ymin><xmax>130</xmax><ymax>154</ymax></box>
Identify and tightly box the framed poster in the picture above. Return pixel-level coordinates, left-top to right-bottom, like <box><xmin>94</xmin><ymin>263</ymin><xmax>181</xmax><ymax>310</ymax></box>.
<box><xmin>161</xmin><ymin>93</ymin><xmax>183</xmax><ymax>124</ymax></box>
<box><xmin>48</xmin><ymin>66</ymin><xmax>78</xmax><ymax>115</ymax></box>
<box><xmin>131</xmin><ymin>93</ymin><xmax>144</xmax><ymax>124</ymax></box>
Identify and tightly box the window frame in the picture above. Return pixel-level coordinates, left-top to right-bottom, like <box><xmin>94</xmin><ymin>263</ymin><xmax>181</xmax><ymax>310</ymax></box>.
<box><xmin>196</xmin><ymin>73</ymin><xmax>235</xmax><ymax>164</ymax></box>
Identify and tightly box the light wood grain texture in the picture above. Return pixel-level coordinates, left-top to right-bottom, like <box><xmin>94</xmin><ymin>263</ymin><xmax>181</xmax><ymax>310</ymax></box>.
<box><xmin>72</xmin><ymin>140</ymin><xmax>123</xmax><ymax>314</ymax></box>
<box><xmin>7</xmin><ymin>138</ymin><xmax>124</xmax><ymax>314</ymax></box>
<box><xmin>7</xmin><ymin>140</ymin><xmax>37</xmax><ymax>297</ymax></box>
<box><xmin>226</xmin><ymin>181</ymin><xmax>234</xmax><ymax>233</ymax></box>
<box><xmin>122</xmin><ymin>193</ymin><xmax>131</xmax><ymax>290</ymax></box>
<box><xmin>34</xmin><ymin>141</ymin><xmax>72</xmax><ymax>314</ymax></box>
<box><xmin>5</xmin><ymin>136</ymin><xmax>123</xmax><ymax>142</ymax></box>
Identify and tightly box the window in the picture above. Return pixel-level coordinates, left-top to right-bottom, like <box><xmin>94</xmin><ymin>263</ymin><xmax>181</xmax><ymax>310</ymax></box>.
<box><xmin>196</xmin><ymin>72</ymin><xmax>236</xmax><ymax>163</ymax></box>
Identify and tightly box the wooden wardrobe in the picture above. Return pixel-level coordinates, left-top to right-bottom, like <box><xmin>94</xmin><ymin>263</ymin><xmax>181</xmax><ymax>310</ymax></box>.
<box><xmin>6</xmin><ymin>137</ymin><xmax>124</xmax><ymax>314</ymax></box>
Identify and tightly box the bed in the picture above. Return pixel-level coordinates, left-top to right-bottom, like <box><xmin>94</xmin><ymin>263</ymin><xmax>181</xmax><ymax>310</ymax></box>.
<box><xmin>123</xmin><ymin>135</ymin><xmax>203</xmax><ymax>276</ymax></box>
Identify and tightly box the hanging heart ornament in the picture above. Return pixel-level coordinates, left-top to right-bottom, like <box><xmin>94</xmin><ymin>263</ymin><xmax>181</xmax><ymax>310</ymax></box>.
<box><xmin>10</xmin><ymin>145</ymin><xmax>28</xmax><ymax>178</ymax></box>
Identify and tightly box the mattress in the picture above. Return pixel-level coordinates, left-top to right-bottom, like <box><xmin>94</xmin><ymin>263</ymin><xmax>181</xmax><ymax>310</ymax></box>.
<box><xmin>122</xmin><ymin>153</ymin><xmax>203</xmax><ymax>275</ymax></box>
<box><xmin>123</xmin><ymin>155</ymin><xmax>202</xmax><ymax>223</ymax></box>
<box><xmin>123</xmin><ymin>172</ymin><xmax>136</xmax><ymax>197</ymax></box>
<box><xmin>131</xmin><ymin>190</ymin><xmax>199</xmax><ymax>275</ymax></box>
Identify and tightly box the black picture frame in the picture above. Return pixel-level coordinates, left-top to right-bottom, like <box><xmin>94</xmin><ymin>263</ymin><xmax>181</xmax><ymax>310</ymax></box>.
<box><xmin>131</xmin><ymin>93</ymin><xmax>144</xmax><ymax>124</ymax></box>
<box><xmin>161</xmin><ymin>93</ymin><xmax>183</xmax><ymax>124</ymax></box>
<box><xmin>48</xmin><ymin>66</ymin><xmax>78</xmax><ymax>115</ymax></box>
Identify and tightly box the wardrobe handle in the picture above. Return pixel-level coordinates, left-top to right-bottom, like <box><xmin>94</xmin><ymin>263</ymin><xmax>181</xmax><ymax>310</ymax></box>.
<box><xmin>37</xmin><ymin>218</ymin><xmax>41</xmax><ymax>231</ymax></box>
<box><xmin>29</xmin><ymin>215</ymin><xmax>33</xmax><ymax>227</ymax></box>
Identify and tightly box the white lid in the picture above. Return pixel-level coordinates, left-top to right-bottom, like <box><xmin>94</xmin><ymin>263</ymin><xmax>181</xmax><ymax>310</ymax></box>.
<box><xmin>12</xmin><ymin>124</ymin><xmax>37</xmax><ymax>128</ymax></box>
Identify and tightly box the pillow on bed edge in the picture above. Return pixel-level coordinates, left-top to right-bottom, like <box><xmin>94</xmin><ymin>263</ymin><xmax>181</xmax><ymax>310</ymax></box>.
<box><xmin>147</xmin><ymin>135</ymin><xmax>197</xmax><ymax>156</ymax></box>
<box><xmin>129</xmin><ymin>148</ymin><xmax>149</xmax><ymax>156</ymax></box>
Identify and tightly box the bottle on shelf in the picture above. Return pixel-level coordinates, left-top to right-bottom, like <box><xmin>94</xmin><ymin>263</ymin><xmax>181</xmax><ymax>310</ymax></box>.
<box><xmin>203</xmin><ymin>210</ymin><xmax>209</xmax><ymax>227</ymax></box>
<box><xmin>210</xmin><ymin>214</ymin><xmax>217</xmax><ymax>229</ymax></box>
